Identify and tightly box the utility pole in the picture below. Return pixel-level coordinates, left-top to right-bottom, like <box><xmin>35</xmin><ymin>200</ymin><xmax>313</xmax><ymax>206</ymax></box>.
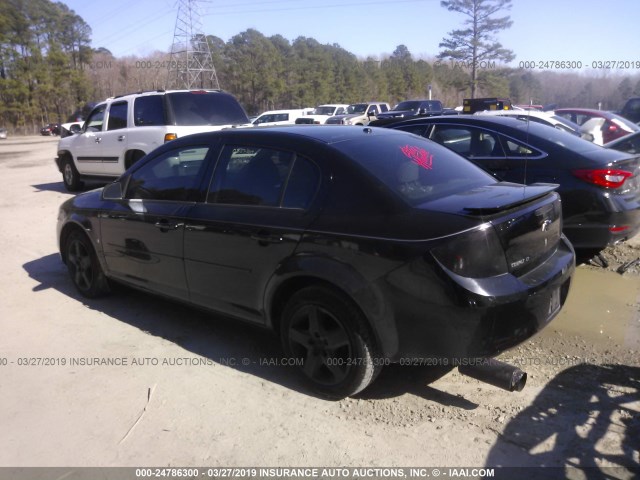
<box><xmin>166</xmin><ymin>0</ymin><xmax>220</xmax><ymax>90</ymax></box>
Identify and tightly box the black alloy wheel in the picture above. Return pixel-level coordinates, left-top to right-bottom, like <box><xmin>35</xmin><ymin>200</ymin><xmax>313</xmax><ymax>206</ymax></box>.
<box><xmin>281</xmin><ymin>286</ymin><xmax>381</xmax><ymax>398</ymax></box>
<box><xmin>65</xmin><ymin>231</ymin><xmax>110</xmax><ymax>298</ymax></box>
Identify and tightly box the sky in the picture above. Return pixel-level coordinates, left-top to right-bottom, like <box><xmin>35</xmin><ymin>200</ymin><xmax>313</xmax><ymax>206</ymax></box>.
<box><xmin>61</xmin><ymin>0</ymin><xmax>640</xmax><ymax>75</ymax></box>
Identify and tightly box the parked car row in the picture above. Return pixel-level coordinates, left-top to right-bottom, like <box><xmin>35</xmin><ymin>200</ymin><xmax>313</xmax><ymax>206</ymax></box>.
<box><xmin>376</xmin><ymin>115</ymin><xmax>640</xmax><ymax>252</ymax></box>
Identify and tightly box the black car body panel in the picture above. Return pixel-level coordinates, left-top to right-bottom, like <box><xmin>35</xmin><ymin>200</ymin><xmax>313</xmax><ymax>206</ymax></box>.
<box><xmin>380</xmin><ymin>115</ymin><xmax>640</xmax><ymax>250</ymax></box>
<box><xmin>58</xmin><ymin>126</ymin><xmax>575</xmax><ymax>394</ymax></box>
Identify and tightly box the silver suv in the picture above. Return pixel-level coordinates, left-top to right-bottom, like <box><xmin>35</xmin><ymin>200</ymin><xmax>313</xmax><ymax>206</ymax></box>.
<box><xmin>325</xmin><ymin>102</ymin><xmax>390</xmax><ymax>126</ymax></box>
<box><xmin>56</xmin><ymin>89</ymin><xmax>250</xmax><ymax>191</ymax></box>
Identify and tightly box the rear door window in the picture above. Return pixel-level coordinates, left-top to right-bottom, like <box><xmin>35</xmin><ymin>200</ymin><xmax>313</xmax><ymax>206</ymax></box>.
<box><xmin>429</xmin><ymin>125</ymin><xmax>505</xmax><ymax>158</ymax></box>
<box><xmin>207</xmin><ymin>146</ymin><xmax>320</xmax><ymax>209</ymax></box>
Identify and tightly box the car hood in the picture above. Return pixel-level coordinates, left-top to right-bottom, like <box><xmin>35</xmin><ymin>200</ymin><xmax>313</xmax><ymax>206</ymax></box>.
<box><xmin>329</xmin><ymin>114</ymin><xmax>362</xmax><ymax>121</ymax></box>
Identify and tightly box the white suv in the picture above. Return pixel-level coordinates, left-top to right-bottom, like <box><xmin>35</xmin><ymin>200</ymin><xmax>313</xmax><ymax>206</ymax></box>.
<box><xmin>56</xmin><ymin>89</ymin><xmax>250</xmax><ymax>191</ymax></box>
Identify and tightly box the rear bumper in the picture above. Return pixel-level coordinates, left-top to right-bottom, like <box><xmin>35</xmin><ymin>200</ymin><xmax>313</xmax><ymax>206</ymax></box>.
<box><xmin>564</xmin><ymin>207</ymin><xmax>640</xmax><ymax>249</ymax></box>
<box><xmin>385</xmin><ymin>235</ymin><xmax>575</xmax><ymax>362</ymax></box>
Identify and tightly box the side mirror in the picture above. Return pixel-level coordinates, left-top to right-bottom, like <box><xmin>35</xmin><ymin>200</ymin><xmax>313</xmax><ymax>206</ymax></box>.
<box><xmin>103</xmin><ymin>181</ymin><xmax>124</xmax><ymax>200</ymax></box>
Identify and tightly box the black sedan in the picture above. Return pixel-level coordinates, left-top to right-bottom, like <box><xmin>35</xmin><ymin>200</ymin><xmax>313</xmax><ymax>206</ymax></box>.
<box><xmin>57</xmin><ymin>126</ymin><xmax>574</xmax><ymax>398</ymax></box>
<box><xmin>380</xmin><ymin>115</ymin><xmax>640</xmax><ymax>251</ymax></box>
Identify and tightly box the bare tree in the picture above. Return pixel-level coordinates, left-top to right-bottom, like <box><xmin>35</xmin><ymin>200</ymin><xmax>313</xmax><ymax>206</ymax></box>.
<box><xmin>438</xmin><ymin>0</ymin><xmax>515</xmax><ymax>98</ymax></box>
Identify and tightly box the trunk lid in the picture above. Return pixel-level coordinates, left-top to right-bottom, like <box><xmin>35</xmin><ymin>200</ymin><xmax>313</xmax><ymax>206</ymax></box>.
<box><xmin>423</xmin><ymin>182</ymin><xmax>563</xmax><ymax>275</ymax></box>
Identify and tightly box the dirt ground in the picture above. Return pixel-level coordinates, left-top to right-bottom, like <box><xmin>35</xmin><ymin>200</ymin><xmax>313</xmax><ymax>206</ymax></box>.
<box><xmin>0</xmin><ymin>136</ymin><xmax>638</xmax><ymax>476</ymax></box>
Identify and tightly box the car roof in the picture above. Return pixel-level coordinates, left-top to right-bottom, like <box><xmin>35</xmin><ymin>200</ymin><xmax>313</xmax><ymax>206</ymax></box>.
<box><xmin>554</xmin><ymin>108</ymin><xmax>614</xmax><ymax>117</ymax></box>
<box><xmin>174</xmin><ymin>124</ymin><xmax>407</xmax><ymax>146</ymax></box>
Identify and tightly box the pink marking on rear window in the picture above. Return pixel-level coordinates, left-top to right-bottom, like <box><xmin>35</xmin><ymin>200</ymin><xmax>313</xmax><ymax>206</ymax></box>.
<box><xmin>400</xmin><ymin>145</ymin><xmax>433</xmax><ymax>169</ymax></box>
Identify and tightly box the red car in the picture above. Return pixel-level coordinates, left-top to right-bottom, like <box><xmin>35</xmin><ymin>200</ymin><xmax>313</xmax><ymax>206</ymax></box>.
<box><xmin>555</xmin><ymin>108</ymin><xmax>639</xmax><ymax>144</ymax></box>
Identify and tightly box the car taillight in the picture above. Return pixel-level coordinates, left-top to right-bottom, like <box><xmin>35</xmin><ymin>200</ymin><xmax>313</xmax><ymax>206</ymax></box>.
<box><xmin>431</xmin><ymin>224</ymin><xmax>508</xmax><ymax>278</ymax></box>
<box><xmin>572</xmin><ymin>169</ymin><xmax>632</xmax><ymax>188</ymax></box>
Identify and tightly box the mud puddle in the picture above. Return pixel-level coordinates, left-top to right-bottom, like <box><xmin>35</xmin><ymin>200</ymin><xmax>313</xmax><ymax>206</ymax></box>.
<box><xmin>542</xmin><ymin>266</ymin><xmax>640</xmax><ymax>350</ymax></box>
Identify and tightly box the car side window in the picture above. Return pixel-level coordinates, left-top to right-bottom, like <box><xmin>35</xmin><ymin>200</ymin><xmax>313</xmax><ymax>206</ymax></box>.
<box><xmin>282</xmin><ymin>157</ymin><xmax>320</xmax><ymax>209</ymax></box>
<box><xmin>208</xmin><ymin>146</ymin><xmax>293</xmax><ymax>207</ymax></box>
<box><xmin>396</xmin><ymin>124</ymin><xmax>430</xmax><ymax>137</ymax></box>
<box><xmin>126</xmin><ymin>146</ymin><xmax>209</xmax><ymax>201</ymax></box>
<box><xmin>107</xmin><ymin>102</ymin><xmax>128</xmax><ymax>130</ymax></box>
<box><xmin>84</xmin><ymin>105</ymin><xmax>106</xmax><ymax>132</ymax></box>
<box><xmin>499</xmin><ymin>137</ymin><xmax>542</xmax><ymax>157</ymax></box>
<box><xmin>429</xmin><ymin>125</ymin><xmax>504</xmax><ymax>158</ymax></box>
<box><xmin>134</xmin><ymin>95</ymin><xmax>165</xmax><ymax>126</ymax></box>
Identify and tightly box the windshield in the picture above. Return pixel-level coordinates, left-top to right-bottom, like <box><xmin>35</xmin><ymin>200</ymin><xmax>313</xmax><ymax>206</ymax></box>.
<box><xmin>393</xmin><ymin>101</ymin><xmax>421</xmax><ymax>111</ymax></box>
<box><xmin>346</xmin><ymin>104</ymin><xmax>367</xmax><ymax>114</ymax></box>
<box><xmin>315</xmin><ymin>106</ymin><xmax>337</xmax><ymax>115</ymax></box>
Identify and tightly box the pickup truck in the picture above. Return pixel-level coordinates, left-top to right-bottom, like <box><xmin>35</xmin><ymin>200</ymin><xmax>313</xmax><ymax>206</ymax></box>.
<box><xmin>369</xmin><ymin>100</ymin><xmax>444</xmax><ymax>126</ymax></box>
<box><xmin>325</xmin><ymin>102</ymin><xmax>390</xmax><ymax>125</ymax></box>
<box><xmin>295</xmin><ymin>104</ymin><xmax>349</xmax><ymax>124</ymax></box>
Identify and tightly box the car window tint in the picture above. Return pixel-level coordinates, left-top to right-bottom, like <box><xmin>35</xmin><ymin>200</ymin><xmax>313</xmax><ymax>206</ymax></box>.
<box><xmin>107</xmin><ymin>102</ymin><xmax>128</xmax><ymax>130</ymax></box>
<box><xmin>126</xmin><ymin>146</ymin><xmax>209</xmax><ymax>201</ymax></box>
<box><xmin>500</xmin><ymin>137</ymin><xmax>541</xmax><ymax>157</ymax></box>
<box><xmin>282</xmin><ymin>157</ymin><xmax>320</xmax><ymax>209</ymax></box>
<box><xmin>134</xmin><ymin>95</ymin><xmax>165</xmax><ymax>126</ymax></box>
<box><xmin>167</xmin><ymin>92</ymin><xmax>249</xmax><ymax>126</ymax></box>
<box><xmin>208</xmin><ymin>146</ymin><xmax>293</xmax><ymax>206</ymax></box>
<box><xmin>396</xmin><ymin>124</ymin><xmax>430</xmax><ymax>137</ymax></box>
<box><xmin>85</xmin><ymin>105</ymin><xmax>106</xmax><ymax>132</ymax></box>
<box><xmin>428</xmin><ymin>125</ymin><xmax>504</xmax><ymax>158</ymax></box>
<box><xmin>334</xmin><ymin>135</ymin><xmax>495</xmax><ymax>205</ymax></box>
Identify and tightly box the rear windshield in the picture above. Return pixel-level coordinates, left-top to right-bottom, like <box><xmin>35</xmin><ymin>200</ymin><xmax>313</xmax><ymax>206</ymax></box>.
<box><xmin>511</xmin><ymin>120</ymin><xmax>599</xmax><ymax>153</ymax></box>
<box><xmin>167</xmin><ymin>92</ymin><xmax>249</xmax><ymax>126</ymax></box>
<box><xmin>334</xmin><ymin>132</ymin><xmax>497</xmax><ymax>206</ymax></box>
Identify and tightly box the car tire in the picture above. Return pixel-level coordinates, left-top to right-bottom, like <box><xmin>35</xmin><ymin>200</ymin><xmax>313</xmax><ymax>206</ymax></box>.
<box><xmin>65</xmin><ymin>231</ymin><xmax>110</xmax><ymax>298</ymax></box>
<box><xmin>280</xmin><ymin>286</ymin><xmax>382</xmax><ymax>399</ymax></box>
<box><xmin>62</xmin><ymin>157</ymin><xmax>83</xmax><ymax>192</ymax></box>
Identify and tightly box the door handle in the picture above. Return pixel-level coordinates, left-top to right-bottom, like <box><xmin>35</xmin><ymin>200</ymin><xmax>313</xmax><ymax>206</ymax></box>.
<box><xmin>118</xmin><ymin>135</ymin><xmax>126</xmax><ymax>141</ymax></box>
<box><xmin>251</xmin><ymin>231</ymin><xmax>283</xmax><ymax>245</ymax></box>
<box><xmin>95</xmin><ymin>137</ymin><xmax>102</xmax><ymax>144</ymax></box>
<box><xmin>154</xmin><ymin>220</ymin><xmax>183</xmax><ymax>231</ymax></box>
<box><xmin>184</xmin><ymin>224</ymin><xmax>206</xmax><ymax>231</ymax></box>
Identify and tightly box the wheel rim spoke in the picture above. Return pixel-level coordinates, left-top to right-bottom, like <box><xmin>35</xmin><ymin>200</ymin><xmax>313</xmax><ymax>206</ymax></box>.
<box><xmin>307</xmin><ymin>306</ymin><xmax>322</xmax><ymax>336</ymax></box>
<box><xmin>303</xmin><ymin>350</ymin><xmax>323</xmax><ymax>378</ymax></box>
<box><xmin>324</xmin><ymin>329</ymin><xmax>350</xmax><ymax>351</ymax></box>
<box><xmin>68</xmin><ymin>239</ymin><xmax>92</xmax><ymax>290</ymax></box>
<box><xmin>289</xmin><ymin>328</ymin><xmax>312</xmax><ymax>347</ymax></box>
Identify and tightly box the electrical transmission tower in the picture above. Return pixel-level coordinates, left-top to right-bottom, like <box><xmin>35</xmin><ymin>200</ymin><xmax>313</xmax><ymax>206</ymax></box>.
<box><xmin>166</xmin><ymin>0</ymin><xmax>220</xmax><ymax>90</ymax></box>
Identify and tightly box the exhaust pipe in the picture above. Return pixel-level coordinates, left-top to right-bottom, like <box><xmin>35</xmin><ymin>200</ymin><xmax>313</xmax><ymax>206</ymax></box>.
<box><xmin>458</xmin><ymin>358</ymin><xmax>527</xmax><ymax>392</ymax></box>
